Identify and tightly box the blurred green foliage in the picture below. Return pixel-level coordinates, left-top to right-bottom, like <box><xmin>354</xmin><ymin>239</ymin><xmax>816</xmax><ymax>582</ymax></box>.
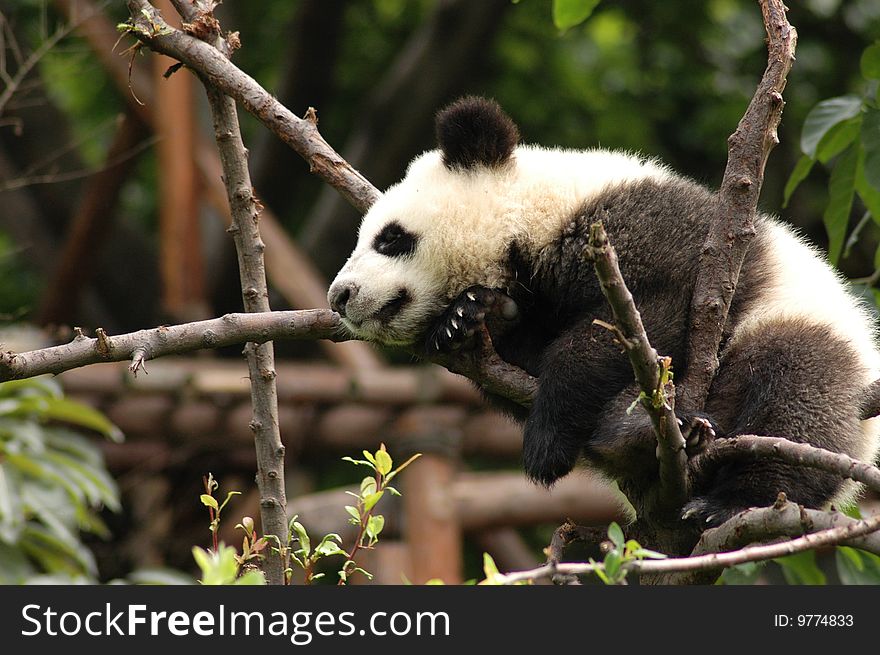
<box><xmin>0</xmin><ymin>377</ymin><xmax>121</xmax><ymax>583</ymax></box>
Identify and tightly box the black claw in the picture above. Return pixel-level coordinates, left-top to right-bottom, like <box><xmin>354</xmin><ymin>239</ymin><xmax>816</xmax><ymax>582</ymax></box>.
<box><xmin>681</xmin><ymin>415</ymin><xmax>716</xmax><ymax>457</ymax></box>
<box><xmin>424</xmin><ymin>285</ymin><xmax>502</xmax><ymax>354</ymax></box>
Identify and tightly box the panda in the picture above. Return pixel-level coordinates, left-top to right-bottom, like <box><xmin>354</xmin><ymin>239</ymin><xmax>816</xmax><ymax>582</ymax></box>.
<box><xmin>327</xmin><ymin>96</ymin><xmax>880</xmax><ymax>529</ymax></box>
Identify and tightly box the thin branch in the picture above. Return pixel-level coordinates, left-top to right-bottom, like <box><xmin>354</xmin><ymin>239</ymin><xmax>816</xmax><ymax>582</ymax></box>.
<box><xmin>0</xmin><ymin>310</ymin><xmax>343</xmax><ymax>381</ymax></box>
<box><xmin>58</xmin><ymin>0</ymin><xmax>380</xmax><ymax>370</ymax></box>
<box><xmin>0</xmin><ymin>16</ymin><xmax>79</xmax><ymax>116</ymax></box>
<box><xmin>146</xmin><ymin>0</ymin><xmax>289</xmax><ymax>583</ymax></box>
<box><xmin>587</xmin><ymin>220</ymin><xmax>689</xmax><ymax>514</ymax></box>
<box><xmin>430</xmin><ymin>325</ymin><xmax>538</xmax><ymax>409</ymax></box>
<box><xmin>496</xmin><ymin>510</ymin><xmax>880</xmax><ymax>585</ymax></box>
<box><xmin>680</xmin><ymin>0</ymin><xmax>797</xmax><ymax>411</ymax></box>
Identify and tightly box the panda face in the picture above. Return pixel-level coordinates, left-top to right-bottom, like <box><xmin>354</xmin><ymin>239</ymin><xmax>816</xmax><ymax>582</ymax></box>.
<box><xmin>327</xmin><ymin>150</ymin><xmax>514</xmax><ymax>345</ymax></box>
<box><xmin>327</xmin><ymin>196</ymin><xmax>443</xmax><ymax>345</ymax></box>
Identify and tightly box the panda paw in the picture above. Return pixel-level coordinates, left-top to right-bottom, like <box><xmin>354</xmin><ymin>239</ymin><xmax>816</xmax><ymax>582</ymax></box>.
<box><xmin>426</xmin><ymin>286</ymin><xmax>516</xmax><ymax>353</ymax></box>
<box><xmin>680</xmin><ymin>415</ymin><xmax>716</xmax><ymax>458</ymax></box>
<box><xmin>680</xmin><ymin>496</ymin><xmax>743</xmax><ymax>528</ymax></box>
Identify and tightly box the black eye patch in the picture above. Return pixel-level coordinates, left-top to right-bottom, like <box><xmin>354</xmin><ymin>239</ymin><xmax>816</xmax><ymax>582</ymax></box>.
<box><xmin>372</xmin><ymin>221</ymin><xmax>418</xmax><ymax>257</ymax></box>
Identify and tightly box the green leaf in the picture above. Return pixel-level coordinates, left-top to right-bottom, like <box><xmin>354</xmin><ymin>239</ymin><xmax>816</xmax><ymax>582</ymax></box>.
<box><xmin>41</xmin><ymin>398</ymin><xmax>124</xmax><ymax>443</ymax></box>
<box><xmin>44</xmin><ymin>451</ymin><xmax>120</xmax><ymax>512</ymax></box>
<box><xmin>314</xmin><ymin>533</ymin><xmax>345</xmax><ymax>557</ymax></box>
<box><xmin>836</xmin><ymin>547</ymin><xmax>880</xmax><ymax>584</ymax></box>
<box><xmin>374</xmin><ymin>448</ymin><xmax>393</xmax><ymax>477</ymax></box>
<box><xmin>0</xmin><ymin>462</ymin><xmax>25</xmax><ymax>542</ymax></box>
<box><xmin>0</xmin><ymin>378</ymin><xmax>63</xmax><ymax>400</ymax></box>
<box><xmin>292</xmin><ymin>521</ymin><xmax>311</xmax><ymax>558</ymax></box>
<box><xmin>192</xmin><ymin>544</ymin><xmax>240</xmax><ymax>585</ymax></box>
<box><xmin>816</xmin><ymin>117</ymin><xmax>862</xmax><ymax>164</ymax></box>
<box><xmin>590</xmin><ymin>557</ymin><xmax>610</xmax><ymax>585</ymax></box>
<box><xmin>552</xmin><ymin>0</ymin><xmax>600</xmax><ymax>31</ymax></box>
<box><xmin>719</xmin><ymin>561</ymin><xmax>766</xmax><ymax>585</ymax></box>
<box><xmin>482</xmin><ymin>552</ymin><xmax>500</xmax><ymax>580</ymax></box>
<box><xmin>362</xmin><ymin>450</ymin><xmax>377</xmax><ymax>467</ymax></box>
<box><xmin>233</xmin><ymin>570</ymin><xmax>266</xmax><ymax>585</ymax></box>
<box><xmin>607</xmin><ymin>522</ymin><xmax>625</xmax><ymax>549</ymax></box>
<box><xmin>630</xmin><ymin>547</ymin><xmax>668</xmax><ymax>560</ymax></box>
<box><xmin>360</xmin><ymin>476</ymin><xmax>376</xmax><ymax>497</ymax></box>
<box><xmin>861</xmin><ymin>43</ymin><xmax>880</xmax><ymax>80</ymax></box>
<box><xmin>22</xmin><ymin>523</ymin><xmax>97</xmax><ymax>577</ymax></box>
<box><xmin>824</xmin><ymin>144</ymin><xmax>859</xmax><ymax>265</ymax></box>
<box><xmin>604</xmin><ymin>550</ymin><xmax>622</xmax><ymax>581</ymax></box>
<box><xmin>200</xmin><ymin>494</ymin><xmax>218</xmax><ymax>511</ymax></box>
<box><xmin>362</xmin><ymin>490</ymin><xmax>384</xmax><ymax>513</ymax></box>
<box><xmin>341</xmin><ymin>456</ymin><xmax>372</xmax><ymax>468</ymax></box>
<box><xmin>344</xmin><ymin>505</ymin><xmax>360</xmax><ymax>522</ymax></box>
<box><xmin>801</xmin><ymin>96</ymin><xmax>862</xmax><ymax>158</ymax></box>
<box><xmin>856</xmin><ymin>157</ymin><xmax>880</xmax><ymax>227</ymax></box>
<box><xmin>366</xmin><ymin>514</ymin><xmax>385</xmax><ymax>540</ymax></box>
<box><xmin>861</xmin><ymin>108</ymin><xmax>880</xmax><ymax>191</ymax></box>
<box><xmin>218</xmin><ymin>490</ymin><xmax>241</xmax><ymax>513</ymax></box>
<box><xmin>774</xmin><ymin>550</ymin><xmax>826</xmax><ymax>585</ymax></box>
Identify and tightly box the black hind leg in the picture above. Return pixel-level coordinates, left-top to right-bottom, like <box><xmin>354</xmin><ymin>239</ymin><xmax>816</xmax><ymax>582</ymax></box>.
<box><xmin>685</xmin><ymin>319</ymin><xmax>867</xmax><ymax>527</ymax></box>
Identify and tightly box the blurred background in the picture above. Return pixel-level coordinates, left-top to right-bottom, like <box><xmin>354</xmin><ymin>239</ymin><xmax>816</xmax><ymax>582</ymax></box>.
<box><xmin>1</xmin><ymin>0</ymin><xmax>879</xmax><ymax>584</ymax></box>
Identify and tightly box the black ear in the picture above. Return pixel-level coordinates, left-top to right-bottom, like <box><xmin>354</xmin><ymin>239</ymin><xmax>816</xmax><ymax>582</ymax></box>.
<box><xmin>435</xmin><ymin>96</ymin><xmax>520</xmax><ymax>171</ymax></box>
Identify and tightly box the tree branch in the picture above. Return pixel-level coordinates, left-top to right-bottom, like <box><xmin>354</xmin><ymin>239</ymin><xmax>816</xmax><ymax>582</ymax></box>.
<box><xmin>497</xmin><ymin>506</ymin><xmax>880</xmax><ymax>585</ymax></box>
<box><xmin>654</xmin><ymin>499</ymin><xmax>880</xmax><ymax>585</ymax></box>
<box><xmin>697</xmin><ymin>434</ymin><xmax>880</xmax><ymax>495</ymax></box>
<box><xmin>0</xmin><ymin>310</ymin><xmax>342</xmax><ymax>381</ymax></box>
<box><xmin>680</xmin><ymin>0</ymin><xmax>797</xmax><ymax>411</ymax></box>
<box><xmin>170</xmin><ymin>0</ymin><xmax>288</xmax><ymax>584</ymax></box>
<box><xmin>696</xmin><ymin>501</ymin><xmax>880</xmax><ymax>557</ymax></box>
<box><xmin>588</xmin><ymin>220</ymin><xmax>689</xmax><ymax>514</ymax></box>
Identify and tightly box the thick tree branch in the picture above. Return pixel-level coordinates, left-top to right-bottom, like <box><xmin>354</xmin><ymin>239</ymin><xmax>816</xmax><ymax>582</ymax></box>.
<box><xmin>431</xmin><ymin>325</ymin><xmax>539</xmax><ymax>409</ymax></box>
<box><xmin>588</xmin><ymin>220</ymin><xmax>689</xmax><ymax>514</ymax></box>
<box><xmin>680</xmin><ymin>0</ymin><xmax>797</xmax><ymax>411</ymax></box>
<box><xmin>696</xmin><ymin>501</ymin><xmax>880</xmax><ymax>557</ymax></box>
<box><xmin>654</xmin><ymin>499</ymin><xmax>880</xmax><ymax>585</ymax></box>
<box><xmin>697</xmin><ymin>434</ymin><xmax>880</xmax><ymax>495</ymax></box>
<box><xmin>0</xmin><ymin>311</ymin><xmax>340</xmax><ymax>381</ymax></box>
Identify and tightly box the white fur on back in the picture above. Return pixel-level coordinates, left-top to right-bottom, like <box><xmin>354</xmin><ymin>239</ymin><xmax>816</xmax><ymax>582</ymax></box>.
<box><xmin>730</xmin><ymin>220</ymin><xmax>880</xmax><ymax>497</ymax></box>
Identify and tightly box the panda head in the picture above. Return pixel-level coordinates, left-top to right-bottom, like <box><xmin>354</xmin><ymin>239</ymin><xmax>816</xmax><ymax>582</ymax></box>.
<box><xmin>327</xmin><ymin>97</ymin><xmax>521</xmax><ymax>345</ymax></box>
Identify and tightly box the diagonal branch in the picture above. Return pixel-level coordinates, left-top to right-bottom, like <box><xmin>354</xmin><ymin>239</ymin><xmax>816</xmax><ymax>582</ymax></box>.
<box><xmin>680</xmin><ymin>0</ymin><xmax>797</xmax><ymax>411</ymax></box>
<box><xmin>588</xmin><ymin>220</ymin><xmax>689</xmax><ymax>514</ymax></box>
<box><xmin>497</xmin><ymin>508</ymin><xmax>880</xmax><ymax>585</ymax></box>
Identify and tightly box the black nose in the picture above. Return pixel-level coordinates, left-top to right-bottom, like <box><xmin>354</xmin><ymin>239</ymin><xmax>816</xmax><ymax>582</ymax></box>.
<box><xmin>329</xmin><ymin>282</ymin><xmax>359</xmax><ymax>317</ymax></box>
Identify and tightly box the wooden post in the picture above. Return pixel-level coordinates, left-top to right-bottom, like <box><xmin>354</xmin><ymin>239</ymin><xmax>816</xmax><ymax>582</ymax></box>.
<box><xmin>397</xmin><ymin>407</ymin><xmax>464</xmax><ymax>584</ymax></box>
<box><xmin>152</xmin><ymin>0</ymin><xmax>206</xmax><ymax>320</ymax></box>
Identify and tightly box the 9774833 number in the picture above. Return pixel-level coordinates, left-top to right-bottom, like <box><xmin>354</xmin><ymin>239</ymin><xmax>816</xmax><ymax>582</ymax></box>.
<box><xmin>773</xmin><ymin>615</ymin><xmax>854</xmax><ymax>627</ymax></box>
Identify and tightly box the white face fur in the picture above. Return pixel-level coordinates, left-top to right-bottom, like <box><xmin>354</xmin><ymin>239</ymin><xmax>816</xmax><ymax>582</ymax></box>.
<box><xmin>327</xmin><ymin>150</ymin><xmax>517</xmax><ymax>345</ymax></box>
